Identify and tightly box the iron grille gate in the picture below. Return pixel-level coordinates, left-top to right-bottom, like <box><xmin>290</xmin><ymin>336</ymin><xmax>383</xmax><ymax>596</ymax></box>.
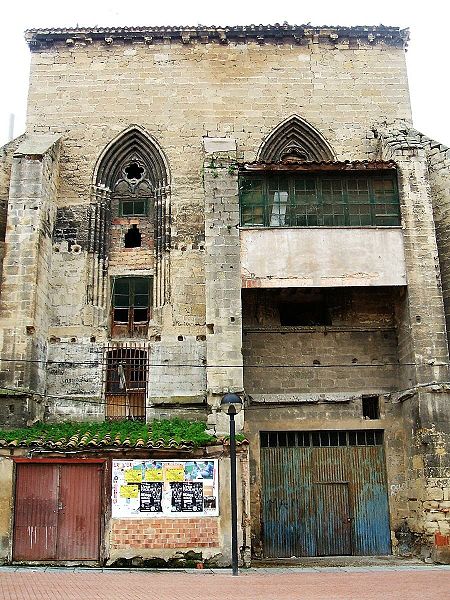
<box><xmin>104</xmin><ymin>342</ymin><xmax>149</xmax><ymax>420</ymax></box>
<box><xmin>260</xmin><ymin>430</ymin><xmax>391</xmax><ymax>558</ymax></box>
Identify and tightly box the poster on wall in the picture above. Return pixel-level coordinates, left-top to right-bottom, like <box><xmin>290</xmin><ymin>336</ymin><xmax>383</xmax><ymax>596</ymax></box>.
<box><xmin>112</xmin><ymin>459</ymin><xmax>219</xmax><ymax>518</ymax></box>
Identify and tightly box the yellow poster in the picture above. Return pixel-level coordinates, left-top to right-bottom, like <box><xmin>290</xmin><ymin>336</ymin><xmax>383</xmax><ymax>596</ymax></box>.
<box><xmin>164</xmin><ymin>464</ymin><xmax>185</xmax><ymax>482</ymax></box>
<box><xmin>125</xmin><ymin>468</ymin><xmax>143</xmax><ymax>483</ymax></box>
<box><xmin>120</xmin><ymin>484</ymin><xmax>139</xmax><ymax>498</ymax></box>
<box><xmin>145</xmin><ymin>468</ymin><xmax>163</xmax><ymax>482</ymax></box>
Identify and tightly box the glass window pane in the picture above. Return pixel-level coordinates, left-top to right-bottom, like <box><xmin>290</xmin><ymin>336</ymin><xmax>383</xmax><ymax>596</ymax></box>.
<box><xmin>113</xmin><ymin>308</ymin><xmax>129</xmax><ymax>322</ymax></box>
<box><xmin>114</xmin><ymin>278</ymin><xmax>130</xmax><ymax>295</ymax></box>
<box><xmin>133</xmin><ymin>308</ymin><xmax>148</xmax><ymax>322</ymax></box>
<box><xmin>134</xmin><ymin>294</ymin><xmax>149</xmax><ymax>307</ymax></box>
<box><xmin>114</xmin><ymin>294</ymin><xmax>130</xmax><ymax>308</ymax></box>
<box><xmin>121</xmin><ymin>201</ymin><xmax>134</xmax><ymax>216</ymax></box>
<box><xmin>133</xmin><ymin>278</ymin><xmax>149</xmax><ymax>295</ymax></box>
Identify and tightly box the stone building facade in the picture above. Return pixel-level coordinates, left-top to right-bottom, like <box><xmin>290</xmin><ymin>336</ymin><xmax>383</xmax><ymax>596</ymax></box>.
<box><xmin>0</xmin><ymin>23</ymin><xmax>450</xmax><ymax>564</ymax></box>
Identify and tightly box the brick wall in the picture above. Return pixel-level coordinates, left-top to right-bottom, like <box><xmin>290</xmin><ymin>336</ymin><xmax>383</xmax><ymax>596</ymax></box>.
<box><xmin>111</xmin><ymin>518</ymin><xmax>219</xmax><ymax>549</ymax></box>
<box><xmin>109</xmin><ymin>217</ymin><xmax>155</xmax><ymax>270</ymax></box>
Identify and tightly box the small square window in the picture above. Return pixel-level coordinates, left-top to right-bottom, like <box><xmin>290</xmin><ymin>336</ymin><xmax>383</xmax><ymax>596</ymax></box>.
<box><xmin>120</xmin><ymin>199</ymin><xmax>148</xmax><ymax>217</ymax></box>
<box><xmin>362</xmin><ymin>396</ymin><xmax>380</xmax><ymax>420</ymax></box>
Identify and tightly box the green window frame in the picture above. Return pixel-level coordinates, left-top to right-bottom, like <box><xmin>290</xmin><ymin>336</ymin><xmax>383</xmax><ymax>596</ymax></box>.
<box><xmin>239</xmin><ymin>172</ymin><xmax>400</xmax><ymax>227</ymax></box>
<box><xmin>119</xmin><ymin>199</ymin><xmax>148</xmax><ymax>217</ymax></box>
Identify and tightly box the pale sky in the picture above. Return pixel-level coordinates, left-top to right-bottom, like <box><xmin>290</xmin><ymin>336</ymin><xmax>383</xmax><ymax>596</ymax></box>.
<box><xmin>1</xmin><ymin>0</ymin><xmax>449</xmax><ymax>147</ymax></box>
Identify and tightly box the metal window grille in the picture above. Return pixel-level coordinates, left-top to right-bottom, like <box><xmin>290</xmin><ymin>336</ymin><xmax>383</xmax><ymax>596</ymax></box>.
<box><xmin>260</xmin><ymin>429</ymin><xmax>384</xmax><ymax>448</ymax></box>
<box><xmin>104</xmin><ymin>342</ymin><xmax>149</xmax><ymax>420</ymax></box>
<box><xmin>239</xmin><ymin>172</ymin><xmax>400</xmax><ymax>227</ymax></box>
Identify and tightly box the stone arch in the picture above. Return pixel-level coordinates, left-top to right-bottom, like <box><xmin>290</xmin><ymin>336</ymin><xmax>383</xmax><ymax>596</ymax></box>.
<box><xmin>257</xmin><ymin>115</ymin><xmax>335</xmax><ymax>162</ymax></box>
<box><xmin>94</xmin><ymin>125</ymin><xmax>170</xmax><ymax>190</ymax></box>
<box><xmin>88</xmin><ymin>126</ymin><xmax>171</xmax><ymax>310</ymax></box>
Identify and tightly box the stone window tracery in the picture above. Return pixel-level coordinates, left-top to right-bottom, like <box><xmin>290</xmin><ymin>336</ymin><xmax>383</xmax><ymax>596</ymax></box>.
<box><xmin>90</xmin><ymin>126</ymin><xmax>171</xmax><ymax>314</ymax></box>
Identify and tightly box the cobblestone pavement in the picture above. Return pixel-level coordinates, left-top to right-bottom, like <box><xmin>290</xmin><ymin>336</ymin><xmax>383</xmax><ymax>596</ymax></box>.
<box><xmin>1</xmin><ymin>565</ymin><xmax>450</xmax><ymax>600</ymax></box>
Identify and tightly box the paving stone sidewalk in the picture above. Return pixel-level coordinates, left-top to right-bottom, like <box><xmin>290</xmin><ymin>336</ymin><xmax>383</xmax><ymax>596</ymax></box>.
<box><xmin>1</xmin><ymin>566</ymin><xmax>450</xmax><ymax>600</ymax></box>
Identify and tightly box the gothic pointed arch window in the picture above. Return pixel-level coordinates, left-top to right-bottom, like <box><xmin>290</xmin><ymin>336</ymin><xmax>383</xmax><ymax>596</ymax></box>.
<box><xmin>256</xmin><ymin>114</ymin><xmax>335</xmax><ymax>163</ymax></box>
<box><xmin>240</xmin><ymin>115</ymin><xmax>399</xmax><ymax>227</ymax></box>
<box><xmin>89</xmin><ymin>126</ymin><xmax>171</xmax><ymax>334</ymax></box>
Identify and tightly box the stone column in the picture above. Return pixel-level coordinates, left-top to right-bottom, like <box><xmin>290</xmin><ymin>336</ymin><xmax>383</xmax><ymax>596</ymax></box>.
<box><xmin>382</xmin><ymin>129</ymin><xmax>450</xmax><ymax>563</ymax></box>
<box><xmin>203</xmin><ymin>138</ymin><xmax>244</xmax><ymax>434</ymax></box>
<box><xmin>381</xmin><ymin>131</ymin><xmax>449</xmax><ymax>386</ymax></box>
<box><xmin>0</xmin><ymin>134</ymin><xmax>60</xmax><ymax>407</ymax></box>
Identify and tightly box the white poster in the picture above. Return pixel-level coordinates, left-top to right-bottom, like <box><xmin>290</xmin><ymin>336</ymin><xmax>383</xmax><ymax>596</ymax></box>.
<box><xmin>112</xmin><ymin>459</ymin><xmax>219</xmax><ymax>518</ymax></box>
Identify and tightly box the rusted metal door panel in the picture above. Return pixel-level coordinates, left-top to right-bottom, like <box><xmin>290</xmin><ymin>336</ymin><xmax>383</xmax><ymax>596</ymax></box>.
<box><xmin>349</xmin><ymin>446</ymin><xmax>391</xmax><ymax>555</ymax></box>
<box><xmin>260</xmin><ymin>431</ymin><xmax>391</xmax><ymax>558</ymax></box>
<box><xmin>314</xmin><ymin>483</ymin><xmax>351</xmax><ymax>555</ymax></box>
<box><xmin>57</xmin><ymin>464</ymin><xmax>102</xmax><ymax>560</ymax></box>
<box><xmin>13</xmin><ymin>462</ymin><xmax>102</xmax><ymax>562</ymax></box>
<box><xmin>261</xmin><ymin>447</ymin><xmax>315</xmax><ymax>557</ymax></box>
<box><xmin>313</xmin><ymin>447</ymin><xmax>351</xmax><ymax>555</ymax></box>
<box><xmin>13</xmin><ymin>464</ymin><xmax>58</xmax><ymax>561</ymax></box>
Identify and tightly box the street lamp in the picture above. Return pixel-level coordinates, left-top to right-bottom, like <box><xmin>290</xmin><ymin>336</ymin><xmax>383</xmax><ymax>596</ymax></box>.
<box><xmin>221</xmin><ymin>393</ymin><xmax>243</xmax><ymax>576</ymax></box>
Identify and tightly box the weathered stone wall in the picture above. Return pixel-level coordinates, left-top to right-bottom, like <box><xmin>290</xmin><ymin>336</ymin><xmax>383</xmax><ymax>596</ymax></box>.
<box><xmin>203</xmin><ymin>141</ymin><xmax>243</xmax><ymax>433</ymax></box>
<box><xmin>0</xmin><ymin>135</ymin><xmax>61</xmax><ymax>400</ymax></box>
<box><xmin>398</xmin><ymin>390</ymin><xmax>450</xmax><ymax>563</ymax></box>
<box><xmin>380</xmin><ymin>130</ymin><xmax>449</xmax><ymax>385</ymax></box>
<box><xmin>0</xmin><ymin>455</ymin><xmax>13</xmax><ymax>562</ymax></box>
<box><xmin>0</xmin><ymin>136</ymin><xmax>26</xmax><ymax>290</ymax></box>
<box><xmin>25</xmin><ymin>37</ymin><xmax>411</xmax><ymax>180</ymax></box>
<box><xmin>424</xmin><ymin>138</ymin><xmax>450</xmax><ymax>347</ymax></box>
<box><xmin>243</xmin><ymin>287</ymin><xmax>400</xmax><ymax>398</ymax></box>
<box><xmin>10</xmin><ymin>34</ymin><xmax>412</xmax><ymax>423</ymax></box>
<box><xmin>23</xmin><ymin>34</ymin><xmax>412</xmax><ymax>345</ymax></box>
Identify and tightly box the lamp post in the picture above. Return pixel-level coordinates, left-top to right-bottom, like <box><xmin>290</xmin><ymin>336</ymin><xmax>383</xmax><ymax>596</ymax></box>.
<box><xmin>221</xmin><ymin>393</ymin><xmax>243</xmax><ymax>576</ymax></box>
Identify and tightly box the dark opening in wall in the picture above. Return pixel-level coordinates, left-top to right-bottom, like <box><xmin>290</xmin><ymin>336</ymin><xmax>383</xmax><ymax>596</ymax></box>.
<box><xmin>362</xmin><ymin>395</ymin><xmax>380</xmax><ymax>420</ymax></box>
<box><xmin>124</xmin><ymin>224</ymin><xmax>142</xmax><ymax>248</ymax></box>
<box><xmin>279</xmin><ymin>300</ymin><xmax>331</xmax><ymax>326</ymax></box>
<box><xmin>124</xmin><ymin>162</ymin><xmax>145</xmax><ymax>181</ymax></box>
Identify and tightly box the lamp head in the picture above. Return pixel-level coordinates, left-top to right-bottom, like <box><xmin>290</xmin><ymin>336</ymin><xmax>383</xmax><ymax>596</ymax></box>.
<box><xmin>221</xmin><ymin>393</ymin><xmax>243</xmax><ymax>415</ymax></box>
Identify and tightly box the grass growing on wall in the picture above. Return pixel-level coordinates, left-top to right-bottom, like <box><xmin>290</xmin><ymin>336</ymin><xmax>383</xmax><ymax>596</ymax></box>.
<box><xmin>0</xmin><ymin>418</ymin><xmax>218</xmax><ymax>447</ymax></box>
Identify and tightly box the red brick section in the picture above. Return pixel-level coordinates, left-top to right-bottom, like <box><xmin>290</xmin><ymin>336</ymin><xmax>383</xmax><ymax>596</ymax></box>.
<box><xmin>0</xmin><ymin>570</ymin><xmax>450</xmax><ymax>600</ymax></box>
<box><xmin>435</xmin><ymin>532</ymin><xmax>450</xmax><ymax>547</ymax></box>
<box><xmin>111</xmin><ymin>518</ymin><xmax>219</xmax><ymax>549</ymax></box>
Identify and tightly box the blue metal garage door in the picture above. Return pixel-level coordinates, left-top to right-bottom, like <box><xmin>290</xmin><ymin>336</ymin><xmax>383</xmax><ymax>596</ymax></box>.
<box><xmin>261</xmin><ymin>430</ymin><xmax>391</xmax><ymax>557</ymax></box>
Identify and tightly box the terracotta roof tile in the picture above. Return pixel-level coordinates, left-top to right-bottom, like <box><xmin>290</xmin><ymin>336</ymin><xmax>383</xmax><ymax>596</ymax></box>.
<box><xmin>0</xmin><ymin>420</ymin><xmax>230</xmax><ymax>451</ymax></box>
<box><xmin>24</xmin><ymin>24</ymin><xmax>409</xmax><ymax>50</ymax></box>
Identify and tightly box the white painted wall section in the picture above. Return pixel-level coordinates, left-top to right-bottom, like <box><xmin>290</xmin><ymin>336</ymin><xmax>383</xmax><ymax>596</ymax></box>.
<box><xmin>240</xmin><ymin>227</ymin><xmax>407</xmax><ymax>287</ymax></box>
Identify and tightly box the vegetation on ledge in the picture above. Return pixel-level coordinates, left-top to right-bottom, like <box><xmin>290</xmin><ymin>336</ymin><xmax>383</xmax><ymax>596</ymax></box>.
<box><xmin>0</xmin><ymin>418</ymin><xmax>218</xmax><ymax>447</ymax></box>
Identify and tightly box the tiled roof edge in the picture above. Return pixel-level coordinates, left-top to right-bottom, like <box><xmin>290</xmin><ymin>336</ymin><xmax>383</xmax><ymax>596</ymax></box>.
<box><xmin>0</xmin><ymin>437</ymin><xmax>248</xmax><ymax>451</ymax></box>
<box><xmin>24</xmin><ymin>24</ymin><xmax>409</xmax><ymax>50</ymax></box>
<box><xmin>240</xmin><ymin>160</ymin><xmax>398</xmax><ymax>171</ymax></box>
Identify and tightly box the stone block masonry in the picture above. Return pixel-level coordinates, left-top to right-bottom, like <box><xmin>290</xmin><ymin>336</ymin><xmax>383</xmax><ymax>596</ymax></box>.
<box><xmin>0</xmin><ymin>24</ymin><xmax>449</xmax><ymax>565</ymax></box>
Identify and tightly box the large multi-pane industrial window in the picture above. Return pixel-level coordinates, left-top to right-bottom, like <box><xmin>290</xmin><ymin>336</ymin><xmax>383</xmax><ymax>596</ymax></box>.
<box><xmin>239</xmin><ymin>172</ymin><xmax>400</xmax><ymax>227</ymax></box>
<box><xmin>111</xmin><ymin>276</ymin><xmax>152</xmax><ymax>338</ymax></box>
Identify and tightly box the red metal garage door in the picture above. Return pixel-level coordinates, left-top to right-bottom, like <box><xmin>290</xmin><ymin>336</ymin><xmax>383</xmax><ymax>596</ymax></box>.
<box><xmin>13</xmin><ymin>461</ymin><xmax>103</xmax><ymax>562</ymax></box>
